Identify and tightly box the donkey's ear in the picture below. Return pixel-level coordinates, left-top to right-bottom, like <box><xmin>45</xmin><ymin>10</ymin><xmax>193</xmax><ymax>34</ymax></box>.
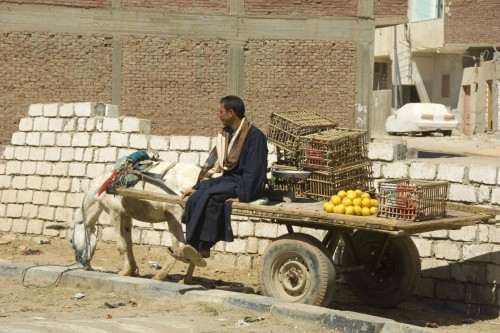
<box><xmin>149</xmin><ymin>149</ymin><xmax>160</xmax><ymax>161</ymax></box>
<box><xmin>45</xmin><ymin>222</ymin><xmax>70</xmax><ymax>230</ymax></box>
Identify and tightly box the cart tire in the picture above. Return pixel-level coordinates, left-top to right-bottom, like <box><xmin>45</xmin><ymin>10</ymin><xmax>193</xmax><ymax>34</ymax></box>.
<box><xmin>260</xmin><ymin>233</ymin><xmax>336</xmax><ymax>307</ymax></box>
<box><xmin>342</xmin><ymin>231</ymin><xmax>421</xmax><ymax>308</ymax></box>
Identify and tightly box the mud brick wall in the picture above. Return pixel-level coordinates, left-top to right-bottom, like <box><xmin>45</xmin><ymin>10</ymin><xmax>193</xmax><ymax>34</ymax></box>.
<box><xmin>373</xmin><ymin>0</ymin><xmax>408</xmax><ymax>18</ymax></box>
<box><xmin>244</xmin><ymin>0</ymin><xmax>357</xmax><ymax>16</ymax></box>
<box><xmin>122</xmin><ymin>0</ymin><xmax>227</xmax><ymax>13</ymax></box>
<box><xmin>444</xmin><ymin>0</ymin><xmax>500</xmax><ymax>45</ymax></box>
<box><xmin>0</xmin><ymin>0</ymin><xmax>110</xmax><ymax>7</ymax></box>
<box><xmin>1</xmin><ymin>103</ymin><xmax>499</xmax><ymax>315</ymax></box>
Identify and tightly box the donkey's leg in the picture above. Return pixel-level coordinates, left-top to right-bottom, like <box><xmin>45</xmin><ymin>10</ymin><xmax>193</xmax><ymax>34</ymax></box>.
<box><xmin>110</xmin><ymin>211</ymin><xmax>138</xmax><ymax>276</ymax></box>
<box><xmin>163</xmin><ymin>204</ymin><xmax>186</xmax><ymax>246</ymax></box>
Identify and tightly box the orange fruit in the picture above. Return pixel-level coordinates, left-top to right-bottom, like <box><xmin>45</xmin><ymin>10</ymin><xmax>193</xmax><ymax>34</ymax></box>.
<box><xmin>353</xmin><ymin>205</ymin><xmax>362</xmax><ymax>215</ymax></box>
<box><xmin>361</xmin><ymin>207</ymin><xmax>371</xmax><ymax>216</ymax></box>
<box><xmin>336</xmin><ymin>204</ymin><xmax>346</xmax><ymax>214</ymax></box>
<box><xmin>342</xmin><ymin>197</ymin><xmax>353</xmax><ymax>207</ymax></box>
<box><xmin>369</xmin><ymin>207</ymin><xmax>378</xmax><ymax>215</ymax></box>
<box><xmin>330</xmin><ymin>195</ymin><xmax>342</xmax><ymax>206</ymax></box>
<box><xmin>324</xmin><ymin>202</ymin><xmax>335</xmax><ymax>213</ymax></box>
<box><xmin>345</xmin><ymin>206</ymin><xmax>355</xmax><ymax>215</ymax></box>
<box><xmin>360</xmin><ymin>192</ymin><xmax>371</xmax><ymax>200</ymax></box>
<box><xmin>346</xmin><ymin>190</ymin><xmax>357</xmax><ymax>200</ymax></box>
<box><xmin>355</xmin><ymin>189</ymin><xmax>363</xmax><ymax>197</ymax></box>
<box><xmin>337</xmin><ymin>190</ymin><xmax>347</xmax><ymax>199</ymax></box>
<box><xmin>352</xmin><ymin>198</ymin><xmax>362</xmax><ymax>206</ymax></box>
<box><xmin>323</xmin><ymin>201</ymin><xmax>329</xmax><ymax>210</ymax></box>
<box><xmin>371</xmin><ymin>199</ymin><xmax>378</xmax><ymax>207</ymax></box>
<box><xmin>361</xmin><ymin>197</ymin><xmax>372</xmax><ymax>208</ymax></box>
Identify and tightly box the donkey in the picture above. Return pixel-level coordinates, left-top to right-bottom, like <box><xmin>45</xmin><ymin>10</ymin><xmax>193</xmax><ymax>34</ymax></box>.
<box><xmin>68</xmin><ymin>161</ymin><xmax>200</xmax><ymax>281</ymax></box>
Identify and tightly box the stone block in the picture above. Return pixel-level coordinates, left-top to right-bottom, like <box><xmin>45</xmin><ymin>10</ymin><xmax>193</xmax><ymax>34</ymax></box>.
<box><xmin>368</xmin><ymin>142</ymin><xmax>406</xmax><ymax>162</ymax></box>
<box><xmin>66</xmin><ymin>193</ymin><xmax>85</xmax><ymax>208</ymax></box>
<box><xmin>58</xmin><ymin>178</ymin><xmax>71</xmax><ymax>192</ymax></box>
<box><xmin>258</xmin><ymin>239</ymin><xmax>272</xmax><ymax>254</ymax></box>
<box><xmin>462</xmin><ymin>244</ymin><xmax>492</xmax><ymax>262</ymax></box>
<box><xmin>247</xmin><ymin>237</ymin><xmax>259</xmax><ymax>254</ymax></box>
<box><xmin>6</xmin><ymin>161</ymin><xmax>21</xmax><ymax>174</ymax></box>
<box><xmin>477</xmin><ymin>185</ymin><xmax>491</xmax><ymax>203</ymax></box>
<box><xmin>435</xmin><ymin>281</ymin><xmax>465</xmax><ymax>301</ymax></box>
<box><xmin>48</xmin><ymin>192</ymin><xmax>67</xmax><ymax>206</ymax></box>
<box><xmin>489</xmin><ymin>225</ymin><xmax>500</xmax><ymax>244</ymax></box>
<box><xmin>63</xmin><ymin>118</ymin><xmax>76</xmax><ymax>131</ymax></box>
<box><xmin>491</xmin><ymin>188</ymin><xmax>500</xmax><ymax>205</ymax></box>
<box><xmin>48</xmin><ymin>118</ymin><xmax>64</xmax><ymax>132</ymax></box>
<box><xmin>72</xmin><ymin>132</ymin><xmax>90</xmax><ymax>147</ymax></box>
<box><xmin>16</xmin><ymin>190</ymin><xmax>33</xmax><ymax>203</ymax></box>
<box><xmin>0</xmin><ymin>175</ymin><xmax>11</xmax><ymax>189</ymax></box>
<box><xmin>22</xmin><ymin>204</ymin><xmax>39</xmax><ymax>219</ymax></box>
<box><xmin>169</xmin><ymin>136</ymin><xmax>190</xmax><ymax>150</ymax></box>
<box><xmin>411</xmin><ymin>237</ymin><xmax>432</xmax><ymax>257</ymax></box>
<box><xmin>0</xmin><ymin>217</ymin><xmax>12</xmax><ymax>232</ymax></box>
<box><xmin>54</xmin><ymin>207</ymin><xmax>74</xmax><ymax>222</ymax></box>
<box><xmin>25</xmin><ymin>176</ymin><xmax>42</xmax><ymax>190</ymax></box>
<box><xmin>40</xmin><ymin>132</ymin><xmax>56</xmax><ymax>146</ymax></box>
<box><xmin>469</xmin><ymin>165</ymin><xmax>498</xmax><ymax>185</ymax></box>
<box><xmin>101</xmin><ymin>227</ymin><xmax>115</xmax><ymax>241</ymax></box>
<box><xmin>449</xmin><ymin>225</ymin><xmax>477</xmax><ymax>242</ymax></box>
<box><xmin>450</xmin><ymin>262</ymin><xmax>487</xmax><ymax>283</ymax></box>
<box><xmin>11</xmin><ymin>219</ymin><xmax>27</xmax><ymax>233</ymax></box>
<box><xmin>96</xmin><ymin>147</ymin><xmax>118</xmax><ymax>163</ymax></box>
<box><xmin>236</xmin><ymin>255</ymin><xmax>252</xmax><ymax>270</ymax></box>
<box><xmin>28</xmin><ymin>104</ymin><xmax>43</xmax><ymax>117</ymax></box>
<box><xmin>43</xmin><ymin>103</ymin><xmax>60</xmax><ymax>117</ymax></box>
<box><xmin>86</xmin><ymin>163</ymin><xmax>106</xmax><ymax>179</ymax></box>
<box><xmin>381</xmin><ymin>161</ymin><xmax>409</xmax><ymax>178</ymax></box>
<box><xmin>90</xmin><ymin>133</ymin><xmax>109</xmax><ymax>147</ymax></box>
<box><xmin>105</xmin><ymin>104</ymin><xmax>121</xmax><ymax>117</ymax></box>
<box><xmin>255</xmin><ymin>222</ymin><xmax>278</xmax><ymax>238</ymax></box>
<box><xmin>225</xmin><ymin>238</ymin><xmax>246</xmax><ymax>253</ymax></box>
<box><xmin>26</xmin><ymin>219</ymin><xmax>44</xmax><ymax>235</ymax></box>
<box><xmin>55</xmin><ymin>133</ymin><xmax>72</xmax><ymax>147</ymax></box>
<box><xmin>486</xmin><ymin>264</ymin><xmax>500</xmax><ymax>284</ymax></box>
<box><xmin>158</xmin><ymin>151</ymin><xmax>179</xmax><ymax>162</ymax></box>
<box><xmin>149</xmin><ymin>135</ymin><xmax>169</xmax><ymax>150</ymax></box>
<box><xmin>190</xmin><ymin>136</ymin><xmax>211</xmax><ymax>151</ymax></box>
<box><xmin>33</xmin><ymin>117</ymin><xmax>49</xmax><ymax>131</ymax></box>
<box><xmin>102</xmin><ymin>118</ymin><xmax>121</xmax><ymax>132</ymax></box>
<box><xmin>21</xmin><ymin>161</ymin><xmax>37</xmax><ymax>175</ymax></box>
<box><xmin>436</xmin><ymin>163</ymin><xmax>468</xmax><ymax>183</ymax></box>
<box><xmin>19</xmin><ymin>118</ymin><xmax>33</xmax><ymax>131</ymax></box>
<box><xmin>75</xmin><ymin>102</ymin><xmax>106</xmax><ymax>117</ymax></box>
<box><xmin>237</xmin><ymin>221</ymin><xmax>255</xmax><ymax>238</ymax></box>
<box><xmin>14</xmin><ymin>146</ymin><xmax>30</xmax><ymax>160</ymax></box>
<box><xmin>25</xmin><ymin>132</ymin><xmax>40</xmax><ymax>146</ymax></box>
<box><xmin>6</xmin><ymin>204</ymin><xmax>23</xmax><ymax>218</ymax></box>
<box><xmin>409</xmin><ymin>162</ymin><xmax>437</xmax><ymax>180</ymax></box>
<box><xmin>29</xmin><ymin>147</ymin><xmax>45</xmax><ymax>161</ymax></box>
<box><xmin>129</xmin><ymin>134</ymin><xmax>148</xmax><ymax>149</ymax></box>
<box><xmin>41</xmin><ymin>177</ymin><xmax>59</xmax><ymax>191</ymax></box>
<box><xmin>118</xmin><ymin>148</ymin><xmax>136</xmax><ymax>159</ymax></box>
<box><xmin>448</xmin><ymin>183</ymin><xmax>477</xmax><ymax>203</ymax></box>
<box><xmin>68</xmin><ymin>163</ymin><xmax>87</xmax><ymax>177</ymax></box>
<box><xmin>478</xmin><ymin>224</ymin><xmax>489</xmax><ymax>243</ymax></box>
<box><xmin>371</xmin><ymin>162</ymin><xmax>383</xmax><ymax>178</ymax></box>
<box><xmin>45</xmin><ymin>147</ymin><xmax>61</xmax><ymax>162</ymax></box>
<box><xmin>11</xmin><ymin>132</ymin><xmax>26</xmax><ymax>145</ymax></box>
<box><xmin>421</xmin><ymin>258</ymin><xmax>450</xmax><ymax>279</ymax></box>
<box><xmin>2</xmin><ymin>146</ymin><xmax>14</xmax><ymax>159</ymax></box>
<box><xmin>110</xmin><ymin>133</ymin><xmax>129</xmax><ymax>147</ymax></box>
<box><xmin>59</xmin><ymin>103</ymin><xmax>75</xmax><ymax>117</ymax></box>
<box><xmin>122</xmin><ymin>117</ymin><xmax>151</xmax><ymax>133</ymax></box>
<box><xmin>32</xmin><ymin>191</ymin><xmax>49</xmax><ymax>205</ymax></box>
<box><xmin>465</xmin><ymin>285</ymin><xmax>495</xmax><ymax>304</ymax></box>
<box><xmin>179</xmin><ymin>152</ymin><xmax>200</xmax><ymax>165</ymax></box>
<box><xmin>414</xmin><ymin>277</ymin><xmax>435</xmax><ymax>298</ymax></box>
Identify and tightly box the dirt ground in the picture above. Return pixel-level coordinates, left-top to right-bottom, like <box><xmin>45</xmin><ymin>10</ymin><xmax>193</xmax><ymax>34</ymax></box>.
<box><xmin>0</xmin><ymin>235</ymin><xmax>499</xmax><ymax>332</ymax></box>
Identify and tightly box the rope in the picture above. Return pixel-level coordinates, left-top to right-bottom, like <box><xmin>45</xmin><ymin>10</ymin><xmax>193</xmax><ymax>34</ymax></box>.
<box><xmin>20</xmin><ymin>264</ymin><xmax>84</xmax><ymax>288</ymax></box>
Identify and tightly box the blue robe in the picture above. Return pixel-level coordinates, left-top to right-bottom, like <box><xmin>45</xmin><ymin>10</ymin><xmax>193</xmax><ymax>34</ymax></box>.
<box><xmin>184</xmin><ymin>125</ymin><xmax>268</xmax><ymax>247</ymax></box>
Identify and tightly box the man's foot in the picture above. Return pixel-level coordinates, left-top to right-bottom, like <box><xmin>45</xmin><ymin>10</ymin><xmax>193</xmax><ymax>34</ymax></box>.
<box><xmin>199</xmin><ymin>249</ymin><xmax>211</xmax><ymax>258</ymax></box>
<box><xmin>165</xmin><ymin>246</ymin><xmax>190</xmax><ymax>264</ymax></box>
<box><xmin>182</xmin><ymin>245</ymin><xmax>207</xmax><ymax>267</ymax></box>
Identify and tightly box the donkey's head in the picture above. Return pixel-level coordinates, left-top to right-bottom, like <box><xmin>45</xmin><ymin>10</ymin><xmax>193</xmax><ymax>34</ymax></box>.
<box><xmin>69</xmin><ymin>193</ymin><xmax>99</xmax><ymax>269</ymax></box>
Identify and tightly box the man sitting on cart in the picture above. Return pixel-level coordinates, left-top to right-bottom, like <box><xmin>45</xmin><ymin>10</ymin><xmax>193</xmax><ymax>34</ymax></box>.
<box><xmin>180</xmin><ymin>95</ymin><xmax>268</xmax><ymax>266</ymax></box>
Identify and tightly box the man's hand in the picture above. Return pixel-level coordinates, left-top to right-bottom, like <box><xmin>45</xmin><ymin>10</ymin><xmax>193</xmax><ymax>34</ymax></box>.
<box><xmin>182</xmin><ymin>188</ymin><xmax>196</xmax><ymax>200</ymax></box>
<box><xmin>225</xmin><ymin>197</ymin><xmax>240</xmax><ymax>203</ymax></box>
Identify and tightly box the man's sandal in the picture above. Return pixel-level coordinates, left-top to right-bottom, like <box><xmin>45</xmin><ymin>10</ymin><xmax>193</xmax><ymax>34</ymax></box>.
<box><xmin>182</xmin><ymin>245</ymin><xmax>207</xmax><ymax>267</ymax></box>
<box><xmin>166</xmin><ymin>246</ymin><xmax>190</xmax><ymax>264</ymax></box>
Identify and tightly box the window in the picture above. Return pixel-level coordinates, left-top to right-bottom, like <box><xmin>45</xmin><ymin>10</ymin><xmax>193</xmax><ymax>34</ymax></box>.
<box><xmin>442</xmin><ymin>74</ymin><xmax>450</xmax><ymax>98</ymax></box>
<box><xmin>410</xmin><ymin>0</ymin><xmax>443</xmax><ymax>22</ymax></box>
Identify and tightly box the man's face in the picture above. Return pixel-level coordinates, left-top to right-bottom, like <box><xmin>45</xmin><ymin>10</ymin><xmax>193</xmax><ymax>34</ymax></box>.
<box><xmin>218</xmin><ymin>104</ymin><xmax>234</xmax><ymax>127</ymax></box>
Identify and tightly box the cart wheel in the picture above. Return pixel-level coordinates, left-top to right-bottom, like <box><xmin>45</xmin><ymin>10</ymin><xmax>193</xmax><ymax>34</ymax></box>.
<box><xmin>260</xmin><ymin>233</ymin><xmax>336</xmax><ymax>307</ymax></box>
<box><xmin>342</xmin><ymin>231</ymin><xmax>421</xmax><ymax>308</ymax></box>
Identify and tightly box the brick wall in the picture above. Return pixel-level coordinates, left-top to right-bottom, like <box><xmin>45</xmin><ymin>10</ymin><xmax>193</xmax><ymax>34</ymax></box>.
<box><xmin>244</xmin><ymin>0</ymin><xmax>357</xmax><ymax>17</ymax></box>
<box><xmin>1</xmin><ymin>103</ymin><xmax>498</xmax><ymax>315</ymax></box>
<box><xmin>121</xmin><ymin>36</ymin><xmax>228</xmax><ymax>137</ymax></box>
<box><xmin>0</xmin><ymin>0</ymin><xmax>110</xmax><ymax>8</ymax></box>
<box><xmin>122</xmin><ymin>0</ymin><xmax>227</xmax><ymax>14</ymax></box>
<box><xmin>374</xmin><ymin>0</ymin><xmax>407</xmax><ymax>18</ymax></box>
<box><xmin>0</xmin><ymin>32</ymin><xmax>113</xmax><ymax>148</ymax></box>
<box><xmin>444</xmin><ymin>0</ymin><xmax>500</xmax><ymax>45</ymax></box>
<box><xmin>244</xmin><ymin>40</ymin><xmax>357</xmax><ymax>128</ymax></box>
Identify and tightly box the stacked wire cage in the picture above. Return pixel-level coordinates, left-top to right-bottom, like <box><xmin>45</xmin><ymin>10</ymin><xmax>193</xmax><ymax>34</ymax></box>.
<box><xmin>298</xmin><ymin>128</ymin><xmax>373</xmax><ymax>201</ymax></box>
<box><xmin>377</xmin><ymin>179</ymin><xmax>449</xmax><ymax>221</ymax></box>
<box><xmin>268</xmin><ymin>110</ymin><xmax>338</xmax><ymax>195</ymax></box>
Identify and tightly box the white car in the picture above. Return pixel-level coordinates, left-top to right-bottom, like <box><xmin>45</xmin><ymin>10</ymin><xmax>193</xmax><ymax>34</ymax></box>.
<box><xmin>385</xmin><ymin>103</ymin><xmax>458</xmax><ymax>136</ymax></box>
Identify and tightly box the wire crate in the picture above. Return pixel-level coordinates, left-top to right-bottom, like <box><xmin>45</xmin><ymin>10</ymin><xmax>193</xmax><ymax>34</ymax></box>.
<box><xmin>299</xmin><ymin>128</ymin><xmax>369</xmax><ymax>170</ymax></box>
<box><xmin>377</xmin><ymin>179</ymin><xmax>448</xmax><ymax>221</ymax></box>
<box><xmin>268</xmin><ymin>110</ymin><xmax>338</xmax><ymax>152</ymax></box>
<box><xmin>304</xmin><ymin>161</ymin><xmax>374</xmax><ymax>201</ymax></box>
<box><xmin>276</xmin><ymin>146</ymin><xmax>300</xmax><ymax>167</ymax></box>
<box><xmin>269</xmin><ymin>164</ymin><xmax>307</xmax><ymax>197</ymax></box>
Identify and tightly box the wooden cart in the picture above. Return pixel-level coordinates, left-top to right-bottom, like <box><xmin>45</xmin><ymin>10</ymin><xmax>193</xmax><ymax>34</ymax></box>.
<box><xmin>115</xmin><ymin>187</ymin><xmax>498</xmax><ymax>308</ymax></box>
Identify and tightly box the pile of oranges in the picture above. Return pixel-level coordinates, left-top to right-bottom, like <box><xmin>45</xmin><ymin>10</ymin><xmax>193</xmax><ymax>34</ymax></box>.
<box><xmin>322</xmin><ymin>189</ymin><xmax>378</xmax><ymax>216</ymax></box>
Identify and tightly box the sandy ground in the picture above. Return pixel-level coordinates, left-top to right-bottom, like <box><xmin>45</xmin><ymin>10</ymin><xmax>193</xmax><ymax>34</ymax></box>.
<box><xmin>0</xmin><ymin>236</ymin><xmax>499</xmax><ymax>332</ymax></box>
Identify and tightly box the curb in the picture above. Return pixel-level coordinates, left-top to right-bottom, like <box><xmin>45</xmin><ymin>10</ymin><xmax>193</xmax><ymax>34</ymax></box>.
<box><xmin>0</xmin><ymin>262</ymin><xmax>432</xmax><ymax>333</ymax></box>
